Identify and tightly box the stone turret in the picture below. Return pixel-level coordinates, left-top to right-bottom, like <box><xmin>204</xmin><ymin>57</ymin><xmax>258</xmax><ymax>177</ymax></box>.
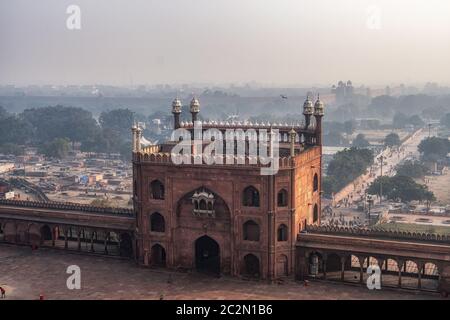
<box><xmin>314</xmin><ymin>95</ymin><xmax>324</xmax><ymax>146</ymax></box>
<box><xmin>172</xmin><ymin>98</ymin><xmax>182</xmax><ymax>129</ymax></box>
<box><xmin>303</xmin><ymin>95</ymin><xmax>314</xmax><ymax>129</ymax></box>
<box><xmin>135</xmin><ymin>125</ymin><xmax>142</xmax><ymax>152</ymax></box>
<box><xmin>131</xmin><ymin>123</ymin><xmax>137</xmax><ymax>152</ymax></box>
<box><xmin>190</xmin><ymin>97</ymin><xmax>200</xmax><ymax>123</ymax></box>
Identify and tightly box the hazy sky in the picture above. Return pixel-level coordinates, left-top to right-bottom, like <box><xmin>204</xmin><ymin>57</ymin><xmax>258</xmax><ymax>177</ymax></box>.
<box><xmin>1</xmin><ymin>0</ymin><xmax>449</xmax><ymax>86</ymax></box>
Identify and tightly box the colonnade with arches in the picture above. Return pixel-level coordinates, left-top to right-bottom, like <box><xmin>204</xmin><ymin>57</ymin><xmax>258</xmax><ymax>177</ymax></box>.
<box><xmin>304</xmin><ymin>249</ymin><xmax>441</xmax><ymax>291</ymax></box>
<box><xmin>0</xmin><ymin>220</ymin><xmax>133</xmax><ymax>258</ymax></box>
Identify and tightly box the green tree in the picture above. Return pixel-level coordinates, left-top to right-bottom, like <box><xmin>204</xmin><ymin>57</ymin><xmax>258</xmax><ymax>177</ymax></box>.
<box><xmin>367</xmin><ymin>176</ymin><xmax>393</xmax><ymax>198</ymax></box>
<box><xmin>384</xmin><ymin>132</ymin><xmax>401</xmax><ymax>147</ymax></box>
<box><xmin>39</xmin><ymin>138</ymin><xmax>70</xmax><ymax>159</ymax></box>
<box><xmin>21</xmin><ymin>106</ymin><xmax>100</xmax><ymax>145</ymax></box>
<box><xmin>418</xmin><ymin>137</ymin><xmax>450</xmax><ymax>161</ymax></box>
<box><xmin>395</xmin><ymin>160</ymin><xmax>429</xmax><ymax>178</ymax></box>
<box><xmin>352</xmin><ymin>134</ymin><xmax>370</xmax><ymax>148</ymax></box>
<box><xmin>408</xmin><ymin>115</ymin><xmax>424</xmax><ymax>127</ymax></box>
<box><xmin>368</xmin><ymin>175</ymin><xmax>435</xmax><ymax>203</ymax></box>
<box><xmin>322</xmin><ymin>176</ymin><xmax>338</xmax><ymax>197</ymax></box>
<box><xmin>327</xmin><ymin>147</ymin><xmax>374</xmax><ymax>191</ymax></box>
<box><xmin>0</xmin><ymin>115</ymin><xmax>34</xmax><ymax>146</ymax></box>
<box><xmin>99</xmin><ymin>108</ymin><xmax>134</xmax><ymax>137</ymax></box>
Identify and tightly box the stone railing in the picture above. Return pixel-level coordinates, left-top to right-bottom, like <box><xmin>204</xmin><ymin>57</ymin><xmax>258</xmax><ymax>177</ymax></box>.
<box><xmin>133</xmin><ymin>152</ymin><xmax>298</xmax><ymax>169</ymax></box>
<box><xmin>301</xmin><ymin>224</ymin><xmax>450</xmax><ymax>244</ymax></box>
<box><xmin>179</xmin><ymin>120</ymin><xmax>311</xmax><ymax>131</ymax></box>
<box><xmin>0</xmin><ymin>199</ymin><xmax>134</xmax><ymax>216</ymax></box>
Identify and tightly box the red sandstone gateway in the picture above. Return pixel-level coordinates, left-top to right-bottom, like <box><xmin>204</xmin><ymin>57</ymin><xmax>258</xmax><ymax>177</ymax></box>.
<box><xmin>131</xmin><ymin>96</ymin><xmax>324</xmax><ymax>280</ymax></box>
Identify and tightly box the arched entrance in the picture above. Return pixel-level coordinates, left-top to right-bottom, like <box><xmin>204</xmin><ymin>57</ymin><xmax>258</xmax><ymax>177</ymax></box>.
<box><xmin>195</xmin><ymin>235</ymin><xmax>220</xmax><ymax>275</ymax></box>
<box><xmin>28</xmin><ymin>224</ymin><xmax>41</xmax><ymax>246</ymax></box>
<box><xmin>3</xmin><ymin>222</ymin><xmax>16</xmax><ymax>243</ymax></box>
<box><xmin>40</xmin><ymin>225</ymin><xmax>52</xmax><ymax>242</ymax></box>
<box><xmin>119</xmin><ymin>233</ymin><xmax>133</xmax><ymax>257</ymax></box>
<box><xmin>308</xmin><ymin>252</ymin><xmax>324</xmax><ymax>279</ymax></box>
<box><xmin>151</xmin><ymin>244</ymin><xmax>166</xmax><ymax>267</ymax></box>
<box><xmin>17</xmin><ymin>223</ymin><xmax>28</xmax><ymax>244</ymax></box>
<box><xmin>243</xmin><ymin>254</ymin><xmax>260</xmax><ymax>278</ymax></box>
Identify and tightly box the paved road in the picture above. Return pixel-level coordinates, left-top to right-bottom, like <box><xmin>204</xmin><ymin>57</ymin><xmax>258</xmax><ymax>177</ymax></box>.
<box><xmin>334</xmin><ymin>128</ymin><xmax>428</xmax><ymax>207</ymax></box>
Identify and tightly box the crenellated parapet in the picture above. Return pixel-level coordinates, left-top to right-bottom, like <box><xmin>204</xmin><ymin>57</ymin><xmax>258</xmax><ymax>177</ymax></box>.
<box><xmin>0</xmin><ymin>199</ymin><xmax>134</xmax><ymax>216</ymax></box>
<box><xmin>302</xmin><ymin>224</ymin><xmax>450</xmax><ymax>243</ymax></box>
<box><xmin>133</xmin><ymin>151</ymin><xmax>302</xmax><ymax>169</ymax></box>
<box><xmin>178</xmin><ymin>120</ymin><xmax>317</xmax><ymax>139</ymax></box>
<box><xmin>131</xmin><ymin>96</ymin><xmax>325</xmax><ymax>163</ymax></box>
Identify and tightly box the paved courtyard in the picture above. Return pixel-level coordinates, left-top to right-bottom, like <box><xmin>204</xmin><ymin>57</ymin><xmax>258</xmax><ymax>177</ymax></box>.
<box><xmin>0</xmin><ymin>244</ymin><xmax>440</xmax><ymax>300</ymax></box>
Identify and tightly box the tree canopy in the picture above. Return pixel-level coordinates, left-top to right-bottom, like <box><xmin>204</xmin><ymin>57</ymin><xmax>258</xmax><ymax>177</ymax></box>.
<box><xmin>409</xmin><ymin>115</ymin><xmax>425</xmax><ymax>127</ymax></box>
<box><xmin>0</xmin><ymin>115</ymin><xmax>34</xmax><ymax>146</ymax></box>
<box><xmin>395</xmin><ymin>160</ymin><xmax>429</xmax><ymax>178</ymax></box>
<box><xmin>352</xmin><ymin>133</ymin><xmax>370</xmax><ymax>148</ymax></box>
<box><xmin>0</xmin><ymin>105</ymin><xmax>136</xmax><ymax>160</ymax></box>
<box><xmin>99</xmin><ymin>108</ymin><xmax>134</xmax><ymax>137</ymax></box>
<box><xmin>21</xmin><ymin>106</ymin><xmax>100</xmax><ymax>145</ymax></box>
<box><xmin>367</xmin><ymin>175</ymin><xmax>435</xmax><ymax>203</ymax></box>
<box><xmin>39</xmin><ymin>138</ymin><xmax>71</xmax><ymax>159</ymax></box>
<box><xmin>323</xmin><ymin>147</ymin><xmax>374</xmax><ymax>196</ymax></box>
<box><xmin>393</xmin><ymin>112</ymin><xmax>424</xmax><ymax>129</ymax></box>
<box><xmin>418</xmin><ymin>137</ymin><xmax>450</xmax><ymax>161</ymax></box>
<box><xmin>384</xmin><ymin>132</ymin><xmax>401</xmax><ymax>147</ymax></box>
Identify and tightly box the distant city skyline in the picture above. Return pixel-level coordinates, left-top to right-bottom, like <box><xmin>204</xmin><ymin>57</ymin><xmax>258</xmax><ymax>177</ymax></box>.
<box><xmin>1</xmin><ymin>0</ymin><xmax>450</xmax><ymax>86</ymax></box>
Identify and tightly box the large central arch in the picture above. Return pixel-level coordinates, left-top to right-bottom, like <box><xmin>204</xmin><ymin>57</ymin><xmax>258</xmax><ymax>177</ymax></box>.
<box><xmin>174</xmin><ymin>186</ymin><xmax>231</xmax><ymax>274</ymax></box>
<box><xmin>195</xmin><ymin>235</ymin><xmax>220</xmax><ymax>275</ymax></box>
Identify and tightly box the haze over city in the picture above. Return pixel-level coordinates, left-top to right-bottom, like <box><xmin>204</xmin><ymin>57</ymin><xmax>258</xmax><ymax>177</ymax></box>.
<box><xmin>1</xmin><ymin>0</ymin><xmax>450</xmax><ymax>304</ymax></box>
<box><xmin>1</xmin><ymin>0</ymin><xmax>450</xmax><ymax>86</ymax></box>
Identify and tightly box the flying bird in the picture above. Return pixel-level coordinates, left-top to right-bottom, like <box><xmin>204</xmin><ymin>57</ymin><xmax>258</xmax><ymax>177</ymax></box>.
<box><xmin>280</xmin><ymin>94</ymin><xmax>288</xmax><ymax>99</ymax></box>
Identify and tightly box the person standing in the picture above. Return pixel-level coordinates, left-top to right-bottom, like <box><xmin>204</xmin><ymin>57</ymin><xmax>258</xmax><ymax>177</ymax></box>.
<box><xmin>0</xmin><ymin>286</ymin><xmax>6</xmax><ymax>298</ymax></box>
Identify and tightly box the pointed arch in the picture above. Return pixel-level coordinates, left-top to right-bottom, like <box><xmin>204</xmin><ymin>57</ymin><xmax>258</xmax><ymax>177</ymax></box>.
<box><xmin>277</xmin><ymin>224</ymin><xmax>288</xmax><ymax>241</ymax></box>
<box><xmin>313</xmin><ymin>173</ymin><xmax>319</xmax><ymax>192</ymax></box>
<box><xmin>277</xmin><ymin>189</ymin><xmax>288</xmax><ymax>207</ymax></box>
<box><xmin>313</xmin><ymin>204</ymin><xmax>319</xmax><ymax>223</ymax></box>
<box><xmin>151</xmin><ymin>243</ymin><xmax>166</xmax><ymax>266</ymax></box>
<box><xmin>242</xmin><ymin>186</ymin><xmax>260</xmax><ymax>207</ymax></box>
<box><xmin>150</xmin><ymin>212</ymin><xmax>165</xmax><ymax>233</ymax></box>
<box><xmin>243</xmin><ymin>254</ymin><xmax>260</xmax><ymax>278</ymax></box>
<box><xmin>150</xmin><ymin>179</ymin><xmax>165</xmax><ymax>200</ymax></box>
<box><xmin>195</xmin><ymin>235</ymin><xmax>220</xmax><ymax>274</ymax></box>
